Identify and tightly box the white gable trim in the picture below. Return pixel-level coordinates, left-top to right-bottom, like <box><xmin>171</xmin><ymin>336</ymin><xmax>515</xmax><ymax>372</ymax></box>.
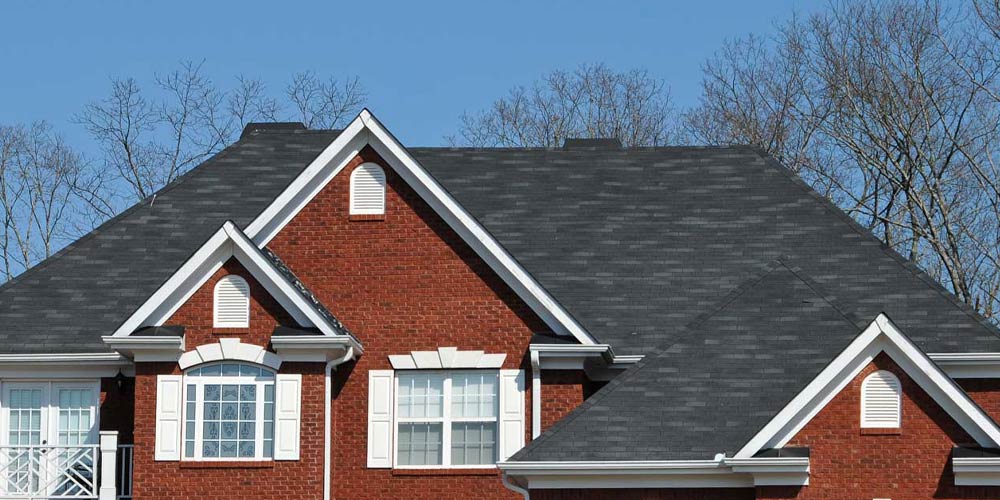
<box><xmin>242</xmin><ymin>109</ymin><xmax>597</xmax><ymax>345</ymax></box>
<box><xmin>734</xmin><ymin>313</ymin><xmax>1000</xmax><ymax>458</ymax></box>
<box><xmin>388</xmin><ymin>347</ymin><xmax>507</xmax><ymax>369</ymax></box>
<box><xmin>108</xmin><ymin>221</ymin><xmax>357</xmax><ymax>348</ymax></box>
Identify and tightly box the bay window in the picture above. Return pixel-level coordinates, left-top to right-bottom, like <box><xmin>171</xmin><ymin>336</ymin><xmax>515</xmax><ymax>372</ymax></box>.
<box><xmin>395</xmin><ymin>371</ymin><xmax>498</xmax><ymax>467</ymax></box>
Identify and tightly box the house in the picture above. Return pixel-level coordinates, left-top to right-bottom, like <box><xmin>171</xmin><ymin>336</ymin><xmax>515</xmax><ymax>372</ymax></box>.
<box><xmin>1</xmin><ymin>109</ymin><xmax>1000</xmax><ymax>499</ymax></box>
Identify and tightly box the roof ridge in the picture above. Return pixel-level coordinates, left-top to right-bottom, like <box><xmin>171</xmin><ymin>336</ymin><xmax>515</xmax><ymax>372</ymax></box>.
<box><xmin>0</xmin><ymin>139</ymin><xmax>251</xmax><ymax>297</ymax></box>
<box><xmin>748</xmin><ymin>148</ymin><xmax>1000</xmax><ymax>342</ymax></box>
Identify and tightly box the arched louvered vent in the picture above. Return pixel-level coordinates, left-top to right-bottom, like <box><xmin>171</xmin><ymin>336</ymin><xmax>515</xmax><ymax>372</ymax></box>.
<box><xmin>861</xmin><ymin>370</ymin><xmax>901</xmax><ymax>428</ymax></box>
<box><xmin>350</xmin><ymin>163</ymin><xmax>386</xmax><ymax>215</ymax></box>
<box><xmin>214</xmin><ymin>275</ymin><xmax>250</xmax><ymax>328</ymax></box>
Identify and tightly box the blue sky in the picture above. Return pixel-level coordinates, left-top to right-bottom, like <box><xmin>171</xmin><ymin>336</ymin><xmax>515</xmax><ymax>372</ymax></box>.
<box><xmin>1</xmin><ymin>0</ymin><xmax>824</xmax><ymax>148</ymax></box>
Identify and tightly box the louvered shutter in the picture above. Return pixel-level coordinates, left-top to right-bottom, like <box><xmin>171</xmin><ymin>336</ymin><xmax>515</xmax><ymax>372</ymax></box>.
<box><xmin>274</xmin><ymin>374</ymin><xmax>301</xmax><ymax>460</ymax></box>
<box><xmin>367</xmin><ymin>370</ymin><xmax>394</xmax><ymax>468</ymax></box>
<box><xmin>498</xmin><ymin>369</ymin><xmax>526</xmax><ymax>461</ymax></box>
<box><xmin>214</xmin><ymin>275</ymin><xmax>250</xmax><ymax>328</ymax></box>
<box><xmin>350</xmin><ymin>163</ymin><xmax>386</xmax><ymax>215</ymax></box>
<box><xmin>861</xmin><ymin>370</ymin><xmax>901</xmax><ymax>427</ymax></box>
<box><xmin>155</xmin><ymin>375</ymin><xmax>183</xmax><ymax>461</ymax></box>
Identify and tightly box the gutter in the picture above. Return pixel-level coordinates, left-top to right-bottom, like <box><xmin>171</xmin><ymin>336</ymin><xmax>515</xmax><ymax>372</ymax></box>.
<box><xmin>0</xmin><ymin>352</ymin><xmax>130</xmax><ymax>365</ymax></box>
<box><xmin>498</xmin><ymin>457</ymin><xmax>810</xmax><ymax>488</ymax></box>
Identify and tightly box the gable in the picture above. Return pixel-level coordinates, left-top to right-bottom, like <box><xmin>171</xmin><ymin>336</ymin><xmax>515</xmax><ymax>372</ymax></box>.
<box><xmin>165</xmin><ymin>258</ymin><xmax>298</xmax><ymax>348</ymax></box>
<box><xmin>264</xmin><ymin>145</ymin><xmax>551</xmax><ymax>356</ymax></box>
<box><xmin>244</xmin><ymin>110</ymin><xmax>597</xmax><ymax>346</ymax></box>
<box><xmin>771</xmin><ymin>353</ymin><xmax>975</xmax><ymax>499</ymax></box>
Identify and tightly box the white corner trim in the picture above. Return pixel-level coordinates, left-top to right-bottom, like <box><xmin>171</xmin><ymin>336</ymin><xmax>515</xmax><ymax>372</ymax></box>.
<box><xmin>102</xmin><ymin>336</ymin><xmax>185</xmax><ymax>362</ymax></box>
<box><xmin>388</xmin><ymin>347</ymin><xmax>506</xmax><ymax>369</ymax></box>
<box><xmin>953</xmin><ymin>457</ymin><xmax>1000</xmax><ymax>485</ymax></box>
<box><xmin>242</xmin><ymin>109</ymin><xmax>598</xmax><ymax>346</ymax></box>
<box><xmin>498</xmin><ymin>458</ymin><xmax>809</xmax><ymax>489</ymax></box>
<box><xmin>177</xmin><ymin>338</ymin><xmax>281</xmax><ymax>370</ymax></box>
<box><xmin>109</xmin><ymin>221</ymin><xmax>354</xmax><ymax>345</ymax></box>
<box><xmin>270</xmin><ymin>335</ymin><xmax>358</xmax><ymax>362</ymax></box>
<box><xmin>929</xmin><ymin>352</ymin><xmax>1000</xmax><ymax>378</ymax></box>
<box><xmin>735</xmin><ymin>313</ymin><xmax>1000</xmax><ymax>458</ymax></box>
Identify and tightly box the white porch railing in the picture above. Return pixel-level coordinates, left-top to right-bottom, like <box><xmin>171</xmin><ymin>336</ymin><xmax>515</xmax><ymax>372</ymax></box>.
<box><xmin>0</xmin><ymin>444</ymin><xmax>98</xmax><ymax>499</ymax></box>
<box><xmin>0</xmin><ymin>431</ymin><xmax>126</xmax><ymax>500</ymax></box>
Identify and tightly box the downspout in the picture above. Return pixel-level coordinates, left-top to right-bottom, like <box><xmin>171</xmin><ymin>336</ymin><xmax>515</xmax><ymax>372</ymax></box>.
<box><xmin>325</xmin><ymin>346</ymin><xmax>354</xmax><ymax>500</ymax></box>
<box><xmin>530</xmin><ymin>350</ymin><xmax>541</xmax><ymax>439</ymax></box>
<box><xmin>501</xmin><ymin>471</ymin><xmax>530</xmax><ymax>500</ymax></box>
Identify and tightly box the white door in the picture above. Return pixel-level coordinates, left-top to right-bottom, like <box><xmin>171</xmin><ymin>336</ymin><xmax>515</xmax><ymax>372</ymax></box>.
<box><xmin>1</xmin><ymin>382</ymin><xmax>98</xmax><ymax>498</ymax></box>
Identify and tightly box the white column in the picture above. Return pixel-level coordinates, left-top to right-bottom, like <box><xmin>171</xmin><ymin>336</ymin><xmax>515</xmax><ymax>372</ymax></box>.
<box><xmin>98</xmin><ymin>430</ymin><xmax>118</xmax><ymax>500</ymax></box>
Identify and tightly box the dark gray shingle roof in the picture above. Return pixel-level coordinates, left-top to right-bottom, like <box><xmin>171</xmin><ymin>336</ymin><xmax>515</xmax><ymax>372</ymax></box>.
<box><xmin>511</xmin><ymin>260</ymin><xmax>868</xmax><ymax>461</ymax></box>
<box><xmin>0</xmin><ymin>129</ymin><xmax>996</xmax><ymax>358</ymax></box>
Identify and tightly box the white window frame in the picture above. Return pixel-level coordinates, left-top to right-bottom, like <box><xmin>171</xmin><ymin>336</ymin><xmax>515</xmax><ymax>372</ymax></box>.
<box><xmin>181</xmin><ymin>362</ymin><xmax>275</xmax><ymax>461</ymax></box>
<box><xmin>392</xmin><ymin>370</ymin><xmax>499</xmax><ymax>469</ymax></box>
<box><xmin>860</xmin><ymin>370</ymin><xmax>902</xmax><ymax>428</ymax></box>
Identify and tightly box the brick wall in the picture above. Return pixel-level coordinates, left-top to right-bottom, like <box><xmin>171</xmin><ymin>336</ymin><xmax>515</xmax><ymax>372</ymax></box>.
<box><xmin>756</xmin><ymin>353</ymin><xmax>1000</xmax><ymax>500</ymax></box>
<box><xmin>132</xmin><ymin>362</ymin><xmax>326</xmax><ymax>500</ymax></box>
<box><xmin>265</xmin><ymin>146</ymin><xmax>548</xmax><ymax>499</ymax></box>
<box><xmin>958</xmin><ymin>378</ymin><xmax>1000</xmax><ymax>424</ymax></box>
<box><xmin>128</xmin><ymin>146</ymin><xmax>568</xmax><ymax>499</ymax></box>
<box><xmin>100</xmin><ymin>376</ymin><xmax>135</xmax><ymax>444</ymax></box>
<box><xmin>541</xmin><ymin>371</ymin><xmax>587</xmax><ymax>432</ymax></box>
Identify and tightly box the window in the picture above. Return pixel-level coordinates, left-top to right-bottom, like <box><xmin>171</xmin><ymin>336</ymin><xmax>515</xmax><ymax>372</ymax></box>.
<box><xmin>395</xmin><ymin>371</ymin><xmax>498</xmax><ymax>468</ymax></box>
<box><xmin>183</xmin><ymin>362</ymin><xmax>275</xmax><ymax>460</ymax></box>
<box><xmin>214</xmin><ymin>275</ymin><xmax>250</xmax><ymax>328</ymax></box>
<box><xmin>861</xmin><ymin>370</ymin><xmax>901</xmax><ymax>428</ymax></box>
<box><xmin>350</xmin><ymin>163</ymin><xmax>386</xmax><ymax>215</ymax></box>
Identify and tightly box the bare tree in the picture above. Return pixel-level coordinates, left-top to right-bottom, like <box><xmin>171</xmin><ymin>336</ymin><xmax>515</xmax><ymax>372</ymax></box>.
<box><xmin>0</xmin><ymin>123</ymin><xmax>103</xmax><ymax>280</ymax></box>
<box><xmin>686</xmin><ymin>0</ymin><xmax>1000</xmax><ymax>319</ymax></box>
<box><xmin>286</xmin><ymin>72</ymin><xmax>366</xmax><ymax>129</ymax></box>
<box><xmin>453</xmin><ymin>64</ymin><xmax>678</xmax><ymax>147</ymax></box>
<box><xmin>77</xmin><ymin>62</ymin><xmax>366</xmax><ymax>202</ymax></box>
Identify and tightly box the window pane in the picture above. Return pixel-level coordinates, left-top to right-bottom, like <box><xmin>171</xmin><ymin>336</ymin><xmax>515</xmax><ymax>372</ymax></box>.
<box><xmin>451</xmin><ymin>373</ymin><xmax>498</xmax><ymax>418</ymax></box>
<box><xmin>397</xmin><ymin>374</ymin><xmax>443</xmax><ymax>418</ymax></box>
<box><xmin>185</xmin><ymin>363</ymin><xmax>275</xmax><ymax>460</ymax></box>
<box><xmin>397</xmin><ymin>423</ymin><xmax>442</xmax><ymax>466</ymax></box>
<box><xmin>451</xmin><ymin>422</ymin><xmax>497</xmax><ymax>465</ymax></box>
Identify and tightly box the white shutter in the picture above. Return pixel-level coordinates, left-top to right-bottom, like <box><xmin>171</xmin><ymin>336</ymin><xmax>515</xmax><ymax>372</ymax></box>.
<box><xmin>498</xmin><ymin>369</ymin><xmax>526</xmax><ymax>461</ymax></box>
<box><xmin>861</xmin><ymin>370</ymin><xmax>901</xmax><ymax>428</ymax></box>
<box><xmin>367</xmin><ymin>370</ymin><xmax>394</xmax><ymax>468</ymax></box>
<box><xmin>350</xmin><ymin>163</ymin><xmax>386</xmax><ymax>215</ymax></box>
<box><xmin>214</xmin><ymin>275</ymin><xmax>250</xmax><ymax>327</ymax></box>
<box><xmin>155</xmin><ymin>375</ymin><xmax>183</xmax><ymax>461</ymax></box>
<box><xmin>274</xmin><ymin>374</ymin><xmax>301</xmax><ymax>460</ymax></box>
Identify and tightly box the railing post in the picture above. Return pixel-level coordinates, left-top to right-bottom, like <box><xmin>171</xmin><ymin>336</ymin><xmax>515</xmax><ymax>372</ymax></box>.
<box><xmin>99</xmin><ymin>431</ymin><xmax>118</xmax><ymax>500</ymax></box>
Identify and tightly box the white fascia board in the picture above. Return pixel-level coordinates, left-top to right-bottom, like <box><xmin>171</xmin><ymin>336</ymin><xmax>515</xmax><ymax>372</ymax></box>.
<box><xmin>243</xmin><ymin>109</ymin><xmax>598</xmax><ymax>346</ymax></box>
<box><xmin>499</xmin><ymin>458</ymin><xmax>809</xmax><ymax>489</ymax></box>
<box><xmin>954</xmin><ymin>457</ymin><xmax>1000</xmax><ymax>485</ymax></box>
<box><xmin>929</xmin><ymin>353</ymin><xmax>1000</xmax><ymax>378</ymax></box>
<box><xmin>530</xmin><ymin>344</ymin><xmax>611</xmax><ymax>370</ymax></box>
<box><xmin>735</xmin><ymin>313</ymin><xmax>1000</xmax><ymax>458</ymax></box>
<box><xmin>109</xmin><ymin>221</ymin><xmax>352</xmax><ymax>344</ymax></box>
<box><xmin>0</xmin><ymin>353</ymin><xmax>127</xmax><ymax>364</ymax></box>
<box><xmin>101</xmin><ymin>336</ymin><xmax>185</xmax><ymax>362</ymax></box>
<box><xmin>269</xmin><ymin>335</ymin><xmax>359</xmax><ymax>362</ymax></box>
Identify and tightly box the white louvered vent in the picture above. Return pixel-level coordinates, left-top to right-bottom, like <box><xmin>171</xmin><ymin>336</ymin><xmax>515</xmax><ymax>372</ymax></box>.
<box><xmin>213</xmin><ymin>275</ymin><xmax>250</xmax><ymax>328</ymax></box>
<box><xmin>350</xmin><ymin>163</ymin><xmax>386</xmax><ymax>215</ymax></box>
<box><xmin>861</xmin><ymin>370</ymin><xmax>901</xmax><ymax>428</ymax></box>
